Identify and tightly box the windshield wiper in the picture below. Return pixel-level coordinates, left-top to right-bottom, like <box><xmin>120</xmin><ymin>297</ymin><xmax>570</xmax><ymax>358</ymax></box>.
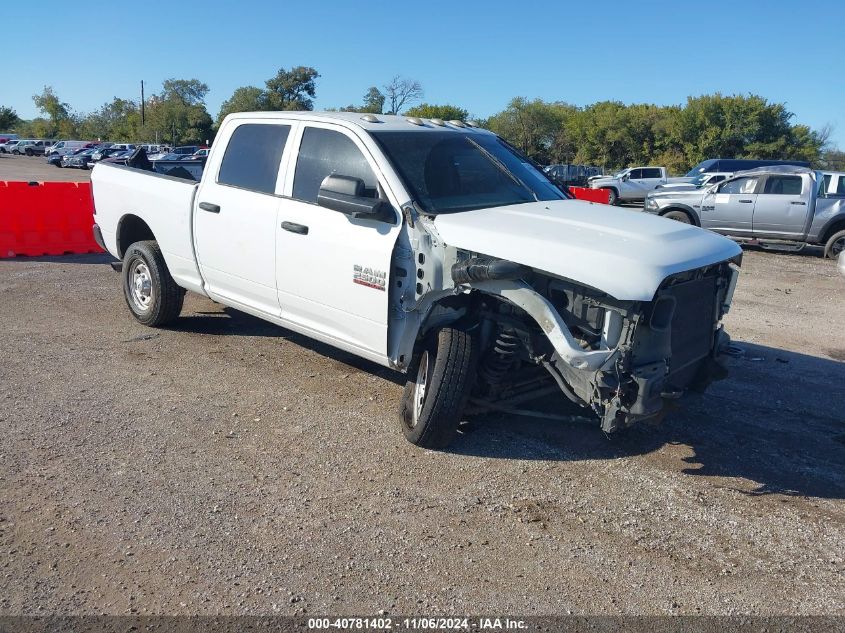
<box><xmin>465</xmin><ymin>137</ymin><xmax>539</xmax><ymax>202</ymax></box>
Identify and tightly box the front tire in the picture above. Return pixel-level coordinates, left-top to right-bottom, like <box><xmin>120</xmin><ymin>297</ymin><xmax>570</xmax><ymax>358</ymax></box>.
<box><xmin>663</xmin><ymin>210</ymin><xmax>692</xmax><ymax>224</ymax></box>
<box><xmin>603</xmin><ymin>188</ymin><xmax>618</xmax><ymax>205</ymax></box>
<box><xmin>824</xmin><ymin>229</ymin><xmax>845</xmax><ymax>259</ymax></box>
<box><xmin>400</xmin><ymin>328</ymin><xmax>477</xmax><ymax>449</ymax></box>
<box><xmin>122</xmin><ymin>241</ymin><xmax>184</xmax><ymax>327</ymax></box>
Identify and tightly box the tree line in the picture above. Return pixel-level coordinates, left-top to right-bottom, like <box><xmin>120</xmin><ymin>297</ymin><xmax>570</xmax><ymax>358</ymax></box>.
<box><xmin>1</xmin><ymin>66</ymin><xmax>841</xmax><ymax>174</ymax></box>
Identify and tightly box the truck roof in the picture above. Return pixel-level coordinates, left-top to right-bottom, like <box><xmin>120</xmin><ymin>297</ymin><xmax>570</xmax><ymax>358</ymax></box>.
<box><xmin>223</xmin><ymin>110</ymin><xmax>492</xmax><ymax>134</ymax></box>
<box><xmin>735</xmin><ymin>165</ymin><xmax>815</xmax><ymax>176</ymax></box>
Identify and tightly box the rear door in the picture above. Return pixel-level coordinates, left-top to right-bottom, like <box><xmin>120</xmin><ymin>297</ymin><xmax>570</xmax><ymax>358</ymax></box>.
<box><xmin>638</xmin><ymin>167</ymin><xmax>666</xmax><ymax>194</ymax></box>
<box><xmin>275</xmin><ymin>123</ymin><xmax>402</xmax><ymax>358</ymax></box>
<box><xmin>700</xmin><ymin>175</ymin><xmax>760</xmax><ymax>235</ymax></box>
<box><xmin>751</xmin><ymin>174</ymin><xmax>808</xmax><ymax>238</ymax></box>
<box><xmin>193</xmin><ymin>120</ymin><xmax>293</xmax><ymax>316</ymax></box>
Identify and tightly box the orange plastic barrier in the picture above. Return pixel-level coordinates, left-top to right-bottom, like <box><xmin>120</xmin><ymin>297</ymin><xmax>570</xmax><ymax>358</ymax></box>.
<box><xmin>0</xmin><ymin>181</ymin><xmax>103</xmax><ymax>258</ymax></box>
<box><xmin>569</xmin><ymin>186</ymin><xmax>611</xmax><ymax>204</ymax></box>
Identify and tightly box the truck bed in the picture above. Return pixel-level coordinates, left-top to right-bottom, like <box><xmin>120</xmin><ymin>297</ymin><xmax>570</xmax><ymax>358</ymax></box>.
<box><xmin>91</xmin><ymin>161</ymin><xmax>205</xmax><ymax>294</ymax></box>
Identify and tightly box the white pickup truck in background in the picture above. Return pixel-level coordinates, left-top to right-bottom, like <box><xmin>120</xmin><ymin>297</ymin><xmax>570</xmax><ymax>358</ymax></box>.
<box><xmin>91</xmin><ymin>112</ymin><xmax>741</xmax><ymax>448</ymax></box>
<box><xmin>588</xmin><ymin>166</ymin><xmax>671</xmax><ymax>204</ymax></box>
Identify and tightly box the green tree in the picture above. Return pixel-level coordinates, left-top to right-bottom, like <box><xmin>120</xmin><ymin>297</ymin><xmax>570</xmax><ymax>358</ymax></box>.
<box><xmin>216</xmin><ymin>86</ymin><xmax>267</xmax><ymax>125</ymax></box>
<box><xmin>0</xmin><ymin>106</ymin><xmax>20</xmax><ymax>131</ymax></box>
<box><xmin>264</xmin><ymin>66</ymin><xmax>320</xmax><ymax>110</ymax></box>
<box><xmin>486</xmin><ymin>97</ymin><xmax>568</xmax><ymax>163</ymax></box>
<box><xmin>404</xmin><ymin>103</ymin><xmax>469</xmax><ymax>121</ymax></box>
<box><xmin>161</xmin><ymin>79</ymin><xmax>210</xmax><ymax>106</ymax></box>
<box><xmin>362</xmin><ymin>87</ymin><xmax>385</xmax><ymax>114</ymax></box>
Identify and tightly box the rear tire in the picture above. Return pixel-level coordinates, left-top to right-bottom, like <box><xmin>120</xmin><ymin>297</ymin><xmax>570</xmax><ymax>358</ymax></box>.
<box><xmin>663</xmin><ymin>210</ymin><xmax>692</xmax><ymax>224</ymax></box>
<box><xmin>400</xmin><ymin>328</ymin><xmax>477</xmax><ymax>449</ymax></box>
<box><xmin>824</xmin><ymin>230</ymin><xmax>845</xmax><ymax>259</ymax></box>
<box><xmin>122</xmin><ymin>240</ymin><xmax>184</xmax><ymax>327</ymax></box>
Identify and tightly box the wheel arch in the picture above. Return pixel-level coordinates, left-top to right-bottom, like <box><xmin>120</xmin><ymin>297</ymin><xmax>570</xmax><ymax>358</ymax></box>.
<box><xmin>819</xmin><ymin>217</ymin><xmax>845</xmax><ymax>245</ymax></box>
<box><xmin>116</xmin><ymin>214</ymin><xmax>156</xmax><ymax>258</ymax></box>
<box><xmin>660</xmin><ymin>205</ymin><xmax>700</xmax><ymax>226</ymax></box>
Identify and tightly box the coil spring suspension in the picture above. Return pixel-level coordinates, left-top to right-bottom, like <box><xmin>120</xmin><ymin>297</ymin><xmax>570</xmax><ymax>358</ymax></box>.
<box><xmin>480</xmin><ymin>328</ymin><xmax>520</xmax><ymax>385</ymax></box>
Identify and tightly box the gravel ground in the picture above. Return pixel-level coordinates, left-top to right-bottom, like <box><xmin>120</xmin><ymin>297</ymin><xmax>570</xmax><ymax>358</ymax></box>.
<box><xmin>1</xmin><ymin>248</ymin><xmax>843</xmax><ymax>617</ymax></box>
<box><xmin>0</xmin><ymin>153</ymin><xmax>91</xmax><ymax>182</ymax></box>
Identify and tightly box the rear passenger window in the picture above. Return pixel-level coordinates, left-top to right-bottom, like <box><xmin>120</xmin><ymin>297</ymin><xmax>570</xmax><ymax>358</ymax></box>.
<box><xmin>292</xmin><ymin>127</ymin><xmax>378</xmax><ymax>204</ymax></box>
<box><xmin>763</xmin><ymin>176</ymin><xmax>802</xmax><ymax>195</ymax></box>
<box><xmin>837</xmin><ymin>178</ymin><xmax>845</xmax><ymax>195</ymax></box>
<box><xmin>641</xmin><ymin>168</ymin><xmax>662</xmax><ymax>178</ymax></box>
<box><xmin>218</xmin><ymin>123</ymin><xmax>290</xmax><ymax>194</ymax></box>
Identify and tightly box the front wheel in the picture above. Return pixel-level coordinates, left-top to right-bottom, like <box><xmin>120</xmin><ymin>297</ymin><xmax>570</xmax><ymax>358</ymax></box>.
<box><xmin>400</xmin><ymin>328</ymin><xmax>477</xmax><ymax>449</ymax></box>
<box><xmin>603</xmin><ymin>188</ymin><xmax>618</xmax><ymax>205</ymax></box>
<box><xmin>122</xmin><ymin>240</ymin><xmax>185</xmax><ymax>327</ymax></box>
<box><xmin>824</xmin><ymin>230</ymin><xmax>845</xmax><ymax>259</ymax></box>
<box><xmin>663</xmin><ymin>210</ymin><xmax>692</xmax><ymax>224</ymax></box>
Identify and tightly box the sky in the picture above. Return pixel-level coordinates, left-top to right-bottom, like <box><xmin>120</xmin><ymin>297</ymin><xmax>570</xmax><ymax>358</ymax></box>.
<box><xmin>2</xmin><ymin>0</ymin><xmax>843</xmax><ymax>148</ymax></box>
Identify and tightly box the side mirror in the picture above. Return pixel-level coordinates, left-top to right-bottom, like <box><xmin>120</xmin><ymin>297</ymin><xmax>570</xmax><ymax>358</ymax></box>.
<box><xmin>317</xmin><ymin>175</ymin><xmax>393</xmax><ymax>222</ymax></box>
<box><xmin>621</xmin><ymin>174</ymin><xmax>629</xmax><ymax>181</ymax></box>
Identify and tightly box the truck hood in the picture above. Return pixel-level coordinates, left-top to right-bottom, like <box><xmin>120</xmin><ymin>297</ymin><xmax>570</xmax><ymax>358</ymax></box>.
<box><xmin>589</xmin><ymin>176</ymin><xmax>619</xmax><ymax>187</ymax></box>
<box><xmin>433</xmin><ymin>199</ymin><xmax>741</xmax><ymax>301</ymax></box>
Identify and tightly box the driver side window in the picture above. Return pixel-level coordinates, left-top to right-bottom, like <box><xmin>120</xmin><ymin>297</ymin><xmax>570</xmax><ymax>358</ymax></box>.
<box><xmin>292</xmin><ymin>127</ymin><xmax>378</xmax><ymax>204</ymax></box>
<box><xmin>719</xmin><ymin>177</ymin><xmax>758</xmax><ymax>195</ymax></box>
<box><xmin>628</xmin><ymin>169</ymin><xmax>642</xmax><ymax>179</ymax></box>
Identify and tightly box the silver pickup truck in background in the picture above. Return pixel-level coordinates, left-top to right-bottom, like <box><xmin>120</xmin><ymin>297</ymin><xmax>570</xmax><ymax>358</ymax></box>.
<box><xmin>644</xmin><ymin>166</ymin><xmax>845</xmax><ymax>258</ymax></box>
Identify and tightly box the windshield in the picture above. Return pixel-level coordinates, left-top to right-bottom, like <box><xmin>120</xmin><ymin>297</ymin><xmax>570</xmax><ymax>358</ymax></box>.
<box><xmin>371</xmin><ymin>131</ymin><xmax>564</xmax><ymax>214</ymax></box>
<box><xmin>685</xmin><ymin>160</ymin><xmax>715</xmax><ymax>177</ymax></box>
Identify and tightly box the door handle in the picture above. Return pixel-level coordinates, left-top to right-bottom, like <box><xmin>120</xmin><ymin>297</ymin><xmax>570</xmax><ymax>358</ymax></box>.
<box><xmin>199</xmin><ymin>201</ymin><xmax>220</xmax><ymax>213</ymax></box>
<box><xmin>790</xmin><ymin>201</ymin><xmax>806</xmax><ymax>205</ymax></box>
<box><xmin>281</xmin><ymin>221</ymin><xmax>309</xmax><ymax>235</ymax></box>
<box><xmin>739</xmin><ymin>199</ymin><xmax>753</xmax><ymax>203</ymax></box>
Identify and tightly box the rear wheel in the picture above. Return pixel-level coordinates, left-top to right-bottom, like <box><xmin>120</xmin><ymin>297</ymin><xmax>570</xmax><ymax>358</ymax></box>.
<box><xmin>122</xmin><ymin>240</ymin><xmax>184</xmax><ymax>327</ymax></box>
<box><xmin>824</xmin><ymin>229</ymin><xmax>845</xmax><ymax>259</ymax></box>
<box><xmin>400</xmin><ymin>328</ymin><xmax>477</xmax><ymax>449</ymax></box>
<box><xmin>663</xmin><ymin>210</ymin><xmax>692</xmax><ymax>224</ymax></box>
<box><xmin>25</xmin><ymin>148</ymin><xmax>33</xmax><ymax>156</ymax></box>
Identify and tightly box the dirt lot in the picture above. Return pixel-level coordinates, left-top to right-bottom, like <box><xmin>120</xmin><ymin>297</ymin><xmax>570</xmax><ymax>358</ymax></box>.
<box><xmin>0</xmin><ymin>153</ymin><xmax>91</xmax><ymax>183</ymax></box>
<box><xmin>1</xmin><ymin>170</ymin><xmax>844</xmax><ymax>616</ymax></box>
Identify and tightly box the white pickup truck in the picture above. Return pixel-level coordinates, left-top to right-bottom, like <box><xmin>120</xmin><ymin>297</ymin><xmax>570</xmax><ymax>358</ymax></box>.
<box><xmin>588</xmin><ymin>166</ymin><xmax>673</xmax><ymax>204</ymax></box>
<box><xmin>91</xmin><ymin>112</ymin><xmax>742</xmax><ymax>449</ymax></box>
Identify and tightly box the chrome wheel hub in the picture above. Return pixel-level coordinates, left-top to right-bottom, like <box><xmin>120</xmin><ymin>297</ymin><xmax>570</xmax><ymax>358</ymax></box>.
<box><xmin>412</xmin><ymin>351</ymin><xmax>430</xmax><ymax>427</ymax></box>
<box><xmin>130</xmin><ymin>261</ymin><xmax>153</xmax><ymax>311</ymax></box>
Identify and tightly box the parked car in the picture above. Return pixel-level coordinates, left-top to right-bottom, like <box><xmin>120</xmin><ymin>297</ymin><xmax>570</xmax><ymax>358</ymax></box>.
<box><xmin>91</xmin><ymin>111</ymin><xmax>742</xmax><ymax>448</ymax></box>
<box><xmin>544</xmin><ymin>164</ymin><xmax>596</xmax><ymax>188</ymax></box>
<box><xmin>589</xmin><ymin>166</ymin><xmax>668</xmax><ymax>204</ymax></box>
<box><xmin>11</xmin><ymin>139</ymin><xmax>37</xmax><ymax>155</ymax></box>
<box><xmin>644</xmin><ymin>166</ymin><xmax>845</xmax><ymax>258</ymax></box>
<box><xmin>47</xmin><ymin>152</ymin><xmax>65</xmax><ymax>167</ymax></box>
<box><xmin>0</xmin><ymin>133</ymin><xmax>19</xmax><ymax>143</ymax></box>
<box><xmin>26</xmin><ymin>140</ymin><xmax>56</xmax><ymax>156</ymax></box>
<box><xmin>655</xmin><ymin>172</ymin><xmax>733</xmax><ymax>192</ymax></box>
<box><xmin>45</xmin><ymin>140</ymin><xmax>89</xmax><ymax>157</ymax></box>
<box><xmin>0</xmin><ymin>139</ymin><xmax>20</xmax><ymax>153</ymax></box>
<box><xmin>99</xmin><ymin>150</ymin><xmax>135</xmax><ymax>166</ymax></box>
<box><xmin>62</xmin><ymin>148</ymin><xmax>97</xmax><ymax>169</ymax></box>
<box><xmin>92</xmin><ymin>146</ymin><xmax>132</xmax><ymax>162</ymax></box>
<box><xmin>684</xmin><ymin>158</ymin><xmax>810</xmax><ymax>179</ymax></box>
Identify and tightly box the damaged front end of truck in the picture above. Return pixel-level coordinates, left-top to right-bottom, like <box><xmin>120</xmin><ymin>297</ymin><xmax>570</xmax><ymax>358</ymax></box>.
<box><xmin>445</xmin><ymin>252</ymin><xmax>740</xmax><ymax>433</ymax></box>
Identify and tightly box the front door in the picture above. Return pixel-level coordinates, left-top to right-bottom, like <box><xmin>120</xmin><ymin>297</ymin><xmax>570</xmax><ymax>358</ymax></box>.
<box><xmin>700</xmin><ymin>175</ymin><xmax>761</xmax><ymax>235</ymax></box>
<box><xmin>751</xmin><ymin>174</ymin><xmax>808</xmax><ymax>238</ymax></box>
<box><xmin>193</xmin><ymin>122</ymin><xmax>292</xmax><ymax>316</ymax></box>
<box><xmin>275</xmin><ymin>123</ymin><xmax>401</xmax><ymax>358</ymax></box>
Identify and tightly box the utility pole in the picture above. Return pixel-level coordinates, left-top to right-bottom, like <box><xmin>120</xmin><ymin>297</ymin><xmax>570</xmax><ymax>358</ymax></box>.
<box><xmin>140</xmin><ymin>80</ymin><xmax>145</xmax><ymax>127</ymax></box>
